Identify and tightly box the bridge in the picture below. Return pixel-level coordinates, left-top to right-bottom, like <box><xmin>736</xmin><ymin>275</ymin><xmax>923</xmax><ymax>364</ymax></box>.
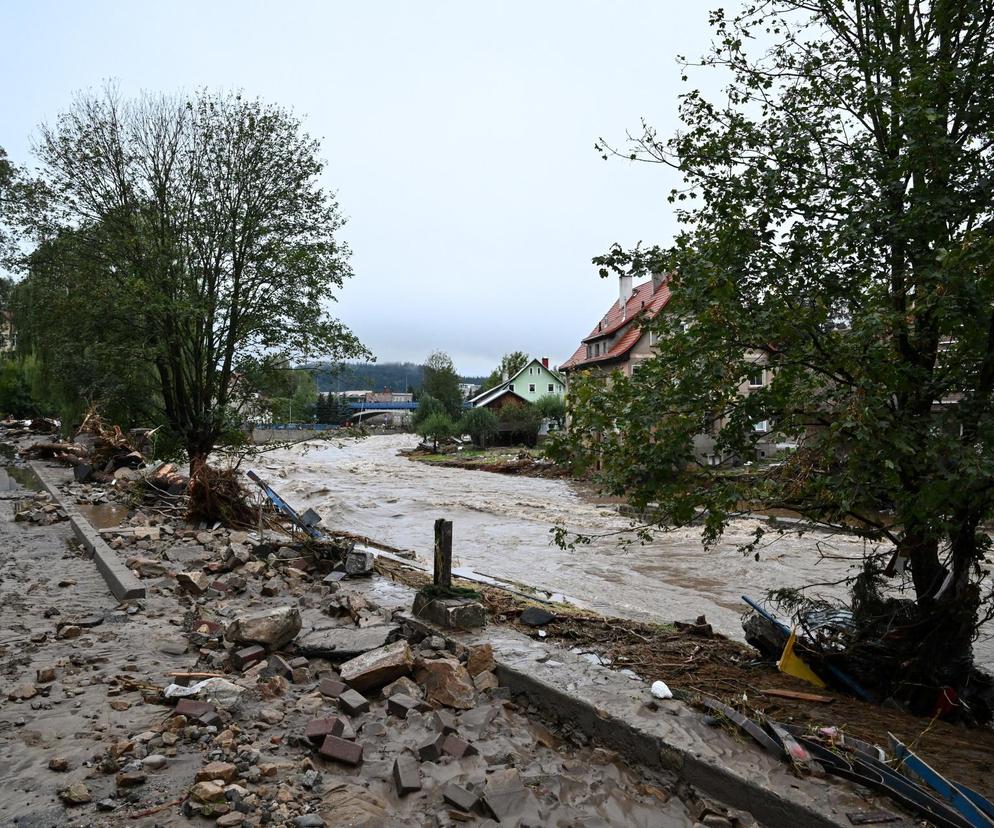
<box><xmin>344</xmin><ymin>400</ymin><xmax>471</xmax><ymax>422</ymax></box>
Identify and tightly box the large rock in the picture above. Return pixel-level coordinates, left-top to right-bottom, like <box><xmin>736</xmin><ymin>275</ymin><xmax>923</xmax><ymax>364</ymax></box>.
<box><xmin>415</xmin><ymin>657</ymin><xmax>476</xmax><ymax>709</ymax></box>
<box><xmin>225</xmin><ymin>606</ymin><xmax>301</xmax><ymax>649</ymax></box>
<box><xmin>339</xmin><ymin>640</ymin><xmax>414</xmax><ymax>692</ymax></box>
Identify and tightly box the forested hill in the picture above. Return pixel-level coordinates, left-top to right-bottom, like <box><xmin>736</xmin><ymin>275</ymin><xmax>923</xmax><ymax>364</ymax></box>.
<box><xmin>305</xmin><ymin>362</ymin><xmax>486</xmax><ymax>393</ymax></box>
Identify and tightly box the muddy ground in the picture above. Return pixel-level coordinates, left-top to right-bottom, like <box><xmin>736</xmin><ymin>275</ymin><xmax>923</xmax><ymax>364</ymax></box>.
<box><xmin>404</xmin><ymin>448</ymin><xmax>570</xmax><ymax>479</ymax></box>
<box><xmin>0</xmin><ymin>451</ymin><xmax>733</xmax><ymax>827</ymax></box>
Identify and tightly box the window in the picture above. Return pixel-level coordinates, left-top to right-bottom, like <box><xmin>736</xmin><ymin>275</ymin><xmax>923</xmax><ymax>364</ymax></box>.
<box><xmin>753</xmin><ymin>420</ymin><xmax>769</xmax><ymax>433</ymax></box>
<box><xmin>649</xmin><ymin>331</ymin><xmax>660</xmax><ymax>346</ymax></box>
<box><xmin>529</xmin><ymin>384</ymin><xmax>535</xmax><ymax>393</ymax></box>
<box><xmin>748</xmin><ymin>369</ymin><xmax>764</xmax><ymax>388</ymax></box>
<box><xmin>509</xmin><ymin>384</ymin><xmax>514</xmax><ymax>392</ymax></box>
<box><xmin>548</xmin><ymin>384</ymin><xmax>554</xmax><ymax>392</ymax></box>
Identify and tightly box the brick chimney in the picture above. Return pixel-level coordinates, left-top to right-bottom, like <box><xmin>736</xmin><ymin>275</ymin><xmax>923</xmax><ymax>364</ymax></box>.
<box><xmin>541</xmin><ymin>357</ymin><xmax>549</xmax><ymax>368</ymax></box>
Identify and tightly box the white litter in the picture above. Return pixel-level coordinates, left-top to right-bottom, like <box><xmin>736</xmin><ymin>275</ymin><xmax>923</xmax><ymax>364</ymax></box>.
<box><xmin>650</xmin><ymin>680</ymin><xmax>673</xmax><ymax>699</ymax></box>
<box><xmin>163</xmin><ymin>677</ymin><xmax>245</xmax><ymax>708</ymax></box>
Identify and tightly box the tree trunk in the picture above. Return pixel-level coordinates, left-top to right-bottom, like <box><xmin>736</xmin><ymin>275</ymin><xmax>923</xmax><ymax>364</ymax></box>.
<box><xmin>896</xmin><ymin>522</ymin><xmax>980</xmax><ymax>705</ymax></box>
<box><xmin>187</xmin><ymin>433</ymin><xmax>215</xmax><ymax>478</ymax></box>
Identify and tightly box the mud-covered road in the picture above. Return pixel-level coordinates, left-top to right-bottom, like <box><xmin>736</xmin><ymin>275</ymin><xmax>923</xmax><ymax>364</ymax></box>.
<box><xmin>254</xmin><ymin>434</ymin><xmax>993</xmax><ymax>672</ymax></box>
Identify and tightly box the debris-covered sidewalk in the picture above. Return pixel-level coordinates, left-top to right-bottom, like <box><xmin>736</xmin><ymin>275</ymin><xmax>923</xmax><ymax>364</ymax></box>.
<box><xmin>0</xmin><ymin>455</ymin><xmax>733</xmax><ymax>827</ymax></box>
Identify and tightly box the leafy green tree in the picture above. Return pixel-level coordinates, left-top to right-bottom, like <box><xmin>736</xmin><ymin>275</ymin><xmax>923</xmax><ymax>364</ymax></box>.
<box><xmin>0</xmin><ymin>357</ymin><xmax>37</xmax><ymax>417</ymax></box>
<box><xmin>418</xmin><ymin>412</ymin><xmax>455</xmax><ymax>452</ymax></box>
<box><xmin>13</xmin><ymin>229</ymin><xmax>161</xmax><ymax>427</ymax></box>
<box><xmin>558</xmin><ymin>0</ymin><xmax>994</xmax><ymax>699</ymax></box>
<box><xmin>422</xmin><ymin>351</ymin><xmax>463</xmax><ymax>418</ymax></box>
<box><xmin>412</xmin><ymin>394</ymin><xmax>447</xmax><ymax>428</ymax></box>
<box><xmin>499</xmin><ymin>402</ymin><xmax>542</xmax><ymax>447</ymax></box>
<box><xmin>461</xmin><ymin>406</ymin><xmax>499</xmax><ymax>448</ymax></box>
<box><xmin>482</xmin><ymin>351</ymin><xmax>529</xmax><ymax>392</ymax></box>
<box><xmin>534</xmin><ymin>394</ymin><xmax>566</xmax><ymax>428</ymax></box>
<box><xmin>28</xmin><ymin>86</ymin><xmax>367</xmax><ymax>470</ymax></box>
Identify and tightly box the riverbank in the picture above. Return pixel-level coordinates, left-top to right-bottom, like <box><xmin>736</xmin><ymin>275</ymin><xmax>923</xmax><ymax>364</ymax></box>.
<box><xmin>403</xmin><ymin>446</ymin><xmax>571</xmax><ymax>479</ymax></box>
<box><xmin>256</xmin><ymin>435</ymin><xmax>994</xmax><ymax>666</ymax></box>
<box><xmin>372</xmin><ymin>555</ymin><xmax>994</xmax><ymax>800</ymax></box>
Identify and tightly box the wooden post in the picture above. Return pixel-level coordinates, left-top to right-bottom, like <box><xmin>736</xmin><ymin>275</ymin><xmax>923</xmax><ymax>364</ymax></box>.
<box><xmin>433</xmin><ymin>518</ymin><xmax>452</xmax><ymax>588</ymax></box>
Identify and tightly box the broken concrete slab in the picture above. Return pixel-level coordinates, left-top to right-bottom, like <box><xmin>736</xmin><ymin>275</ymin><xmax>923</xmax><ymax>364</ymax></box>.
<box><xmin>412</xmin><ymin>592</ymin><xmax>486</xmax><ymax>630</ymax></box>
<box><xmin>295</xmin><ymin>624</ymin><xmax>396</xmax><ymax>660</ymax></box>
<box><xmin>339</xmin><ymin>639</ymin><xmax>414</xmax><ymax>692</ymax></box>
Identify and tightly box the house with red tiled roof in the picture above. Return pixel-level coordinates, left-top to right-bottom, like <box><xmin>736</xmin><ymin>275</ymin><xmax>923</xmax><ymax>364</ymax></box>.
<box><xmin>560</xmin><ymin>273</ymin><xmax>671</xmax><ymax>377</ymax></box>
<box><xmin>560</xmin><ymin>273</ymin><xmax>783</xmax><ymax>464</ymax></box>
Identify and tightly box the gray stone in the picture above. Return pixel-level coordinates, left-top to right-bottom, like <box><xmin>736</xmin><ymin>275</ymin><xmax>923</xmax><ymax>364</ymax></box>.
<box><xmin>344</xmin><ymin>549</ymin><xmax>374</xmax><ymax>575</ymax></box>
<box><xmin>225</xmin><ymin>606</ymin><xmax>301</xmax><ymax>648</ymax></box>
<box><xmin>142</xmin><ymin>754</ymin><xmax>168</xmax><ymax>770</ymax></box>
<box><xmin>519</xmin><ymin>607</ymin><xmax>555</xmax><ymax>627</ymax></box>
<box><xmin>293</xmin><ymin>816</ymin><xmax>325</xmax><ymax>828</ymax></box>
<box><xmin>412</xmin><ymin>593</ymin><xmax>486</xmax><ymax>630</ymax></box>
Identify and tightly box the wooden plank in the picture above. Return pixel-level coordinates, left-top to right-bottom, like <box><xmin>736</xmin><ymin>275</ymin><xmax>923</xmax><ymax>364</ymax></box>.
<box><xmin>762</xmin><ymin>688</ymin><xmax>835</xmax><ymax>704</ymax></box>
<box><xmin>433</xmin><ymin>518</ymin><xmax>452</xmax><ymax>588</ymax></box>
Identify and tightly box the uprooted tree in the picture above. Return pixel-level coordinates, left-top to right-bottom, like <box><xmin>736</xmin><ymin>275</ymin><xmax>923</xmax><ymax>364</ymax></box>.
<box><xmin>553</xmin><ymin>0</ymin><xmax>994</xmax><ymax>706</ymax></box>
<box><xmin>20</xmin><ymin>85</ymin><xmax>367</xmax><ymax>469</ymax></box>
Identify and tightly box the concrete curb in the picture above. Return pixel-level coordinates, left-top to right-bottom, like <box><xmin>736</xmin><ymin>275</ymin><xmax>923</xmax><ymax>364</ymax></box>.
<box><xmin>396</xmin><ymin>610</ymin><xmax>874</xmax><ymax>828</ymax></box>
<box><xmin>29</xmin><ymin>461</ymin><xmax>146</xmax><ymax>602</ymax></box>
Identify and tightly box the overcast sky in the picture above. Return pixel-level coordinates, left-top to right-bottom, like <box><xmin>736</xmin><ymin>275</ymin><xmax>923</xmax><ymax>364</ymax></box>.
<box><xmin>2</xmin><ymin>1</ymin><xmax>723</xmax><ymax>375</ymax></box>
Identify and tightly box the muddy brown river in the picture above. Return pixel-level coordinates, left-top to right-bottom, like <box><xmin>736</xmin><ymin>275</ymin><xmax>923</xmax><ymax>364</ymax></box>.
<box><xmin>255</xmin><ymin>434</ymin><xmax>994</xmax><ymax>671</ymax></box>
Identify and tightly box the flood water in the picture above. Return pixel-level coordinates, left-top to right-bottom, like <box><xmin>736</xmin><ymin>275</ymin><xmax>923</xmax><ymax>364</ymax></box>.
<box><xmin>255</xmin><ymin>434</ymin><xmax>994</xmax><ymax>671</ymax></box>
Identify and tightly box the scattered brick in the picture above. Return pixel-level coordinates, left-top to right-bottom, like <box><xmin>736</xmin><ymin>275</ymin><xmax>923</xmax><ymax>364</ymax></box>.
<box><xmin>304</xmin><ymin>717</ymin><xmax>341</xmax><ymax>746</ymax></box>
<box><xmin>387</xmin><ymin>693</ymin><xmax>427</xmax><ymax>719</ymax></box>
<box><xmin>231</xmin><ymin>645</ymin><xmax>266</xmax><ymax>670</ymax></box>
<box><xmin>338</xmin><ymin>688</ymin><xmax>370</xmax><ymax>716</ymax></box>
<box><xmin>441</xmin><ymin>734</ymin><xmax>477</xmax><ymax>759</ymax></box>
<box><xmin>319</xmin><ymin>678</ymin><xmax>347</xmax><ymax>699</ymax></box>
<box><xmin>262</xmin><ymin>655</ymin><xmax>293</xmax><ymax>680</ymax></box>
<box><xmin>432</xmin><ymin>710</ymin><xmax>459</xmax><ymax>734</ymax></box>
<box><xmin>332</xmin><ymin>716</ymin><xmax>356</xmax><ymax>740</ymax></box>
<box><xmin>174</xmin><ymin>699</ymin><xmax>216</xmax><ymax>719</ymax></box>
<box><xmin>318</xmin><ymin>735</ymin><xmax>363</xmax><ymax>766</ymax></box>
<box><xmin>417</xmin><ymin>733</ymin><xmax>447</xmax><ymax>762</ymax></box>
<box><xmin>442</xmin><ymin>782</ymin><xmax>479</xmax><ymax>813</ymax></box>
<box><xmin>392</xmin><ymin>754</ymin><xmax>422</xmax><ymax>797</ymax></box>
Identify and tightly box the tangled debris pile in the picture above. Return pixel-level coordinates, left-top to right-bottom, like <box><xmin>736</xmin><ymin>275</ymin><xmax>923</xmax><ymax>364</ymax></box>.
<box><xmin>742</xmin><ymin>592</ymin><xmax>994</xmax><ymax>726</ymax></box>
<box><xmin>20</xmin><ymin>410</ymin><xmax>150</xmax><ymax>486</ymax></box>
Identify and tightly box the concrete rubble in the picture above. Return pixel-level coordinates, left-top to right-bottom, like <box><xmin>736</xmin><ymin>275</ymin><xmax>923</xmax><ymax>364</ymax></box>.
<box><xmin>0</xmin><ymin>447</ymin><xmax>739</xmax><ymax>828</ymax></box>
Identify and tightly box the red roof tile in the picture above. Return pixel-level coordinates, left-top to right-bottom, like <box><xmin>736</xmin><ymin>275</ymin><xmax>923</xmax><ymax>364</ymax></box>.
<box><xmin>561</xmin><ymin>278</ymin><xmax>671</xmax><ymax>370</ymax></box>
